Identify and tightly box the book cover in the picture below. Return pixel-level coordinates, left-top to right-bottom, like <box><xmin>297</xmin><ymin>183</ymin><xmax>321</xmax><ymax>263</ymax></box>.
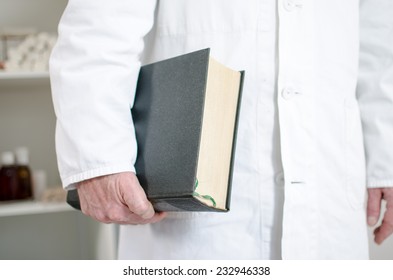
<box><xmin>67</xmin><ymin>48</ymin><xmax>244</xmax><ymax>212</ymax></box>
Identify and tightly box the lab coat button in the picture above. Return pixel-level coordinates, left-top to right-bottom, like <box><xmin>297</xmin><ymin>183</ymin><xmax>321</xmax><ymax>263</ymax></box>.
<box><xmin>275</xmin><ymin>172</ymin><xmax>285</xmax><ymax>184</ymax></box>
<box><xmin>283</xmin><ymin>0</ymin><xmax>301</xmax><ymax>12</ymax></box>
<box><xmin>283</xmin><ymin>0</ymin><xmax>296</xmax><ymax>11</ymax></box>
<box><xmin>281</xmin><ymin>87</ymin><xmax>295</xmax><ymax>100</ymax></box>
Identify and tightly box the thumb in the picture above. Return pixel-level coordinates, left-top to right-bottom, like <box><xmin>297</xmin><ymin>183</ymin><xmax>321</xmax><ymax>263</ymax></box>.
<box><xmin>367</xmin><ymin>188</ymin><xmax>383</xmax><ymax>226</ymax></box>
<box><xmin>121</xmin><ymin>174</ymin><xmax>155</xmax><ymax>220</ymax></box>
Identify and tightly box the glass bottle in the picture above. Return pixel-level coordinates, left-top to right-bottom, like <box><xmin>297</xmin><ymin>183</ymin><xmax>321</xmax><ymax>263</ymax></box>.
<box><xmin>0</xmin><ymin>151</ymin><xmax>18</xmax><ymax>201</ymax></box>
<box><xmin>14</xmin><ymin>147</ymin><xmax>33</xmax><ymax>200</ymax></box>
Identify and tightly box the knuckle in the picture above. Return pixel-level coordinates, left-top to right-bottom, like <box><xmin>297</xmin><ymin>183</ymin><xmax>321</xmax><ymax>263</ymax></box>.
<box><xmin>384</xmin><ymin>220</ymin><xmax>393</xmax><ymax>229</ymax></box>
<box><xmin>132</xmin><ymin>200</ymin><xmax>151</xmax><ymax>216</ymax></box>
<box><xmin>94</xmin><ymin>212</ymin><xmax>111</xmax><ymax>224</ymax></box>
<box><xmin>106</xmin><ymin>211</ymin><xmax>125</xmax><ymax>223</ymax></box>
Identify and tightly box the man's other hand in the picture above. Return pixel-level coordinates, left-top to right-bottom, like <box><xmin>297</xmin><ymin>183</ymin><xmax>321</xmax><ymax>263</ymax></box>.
<box><xmin>367</xmin><ymin>187</ymin><xmax>393</xmax><ymax>244</ymax></box>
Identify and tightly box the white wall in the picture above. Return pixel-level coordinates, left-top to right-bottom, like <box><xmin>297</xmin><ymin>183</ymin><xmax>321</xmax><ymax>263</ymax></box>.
<box><xmin>0</xmin><ymin>0</ymin><xmax>67</xmax><ymax>32</ymax></box>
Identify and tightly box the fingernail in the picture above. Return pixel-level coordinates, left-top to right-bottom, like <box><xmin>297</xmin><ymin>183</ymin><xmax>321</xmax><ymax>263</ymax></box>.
<box><xmin>141</xmin><ymin>204</ymin><xmax>155</xmax><ymax>219</ymax></box>
<box><xmin>368</xmin><ymin>216</ymin><xmax>377</xmax><ymax>226</ymax></box>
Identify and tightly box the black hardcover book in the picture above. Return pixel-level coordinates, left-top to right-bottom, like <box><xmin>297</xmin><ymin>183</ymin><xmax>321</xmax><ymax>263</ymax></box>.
<box><xmin>67</xmin><ymin>48</ymin><xmax>244</xmax><ymax>212</ymax></box>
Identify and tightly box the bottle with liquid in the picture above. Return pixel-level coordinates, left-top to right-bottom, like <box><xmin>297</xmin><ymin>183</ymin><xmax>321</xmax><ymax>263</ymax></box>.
<box><xmin>14</xmin><ymin>147</ymin><xmax>33</xmax><ymax>200</ymax></box>
<box><xmin>0</xmin><ymin>151</ymin><xmax>18</xmax><ymax>201</ymax></box>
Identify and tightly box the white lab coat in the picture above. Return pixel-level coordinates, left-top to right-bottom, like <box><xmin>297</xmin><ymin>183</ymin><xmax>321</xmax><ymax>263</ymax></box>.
<box><xmin>50</xmin><ymin>0</ymin><xmax>393</xmax><ymax>259</ymax></box>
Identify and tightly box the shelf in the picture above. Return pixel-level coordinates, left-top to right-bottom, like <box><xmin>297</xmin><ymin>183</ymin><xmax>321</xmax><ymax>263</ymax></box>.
<box><xmin>0</xmin><ymin>201</ymin><xmax>74</xmax><ymax>217</ymax></box>
<box><xmin>0</xmin><ymin>71</ymin><xmax>49</xmax><ymax>80</ymax></box>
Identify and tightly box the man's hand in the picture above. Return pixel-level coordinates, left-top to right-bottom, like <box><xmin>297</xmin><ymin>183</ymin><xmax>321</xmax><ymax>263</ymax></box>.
<box><xmin>367</xmin><ymin>187</ymin><xmax>393</xmax><ymax>244</ymax></box>
<box><xmin>76</xmin><ymin>172</ymin><xmax>166</xmax><ymax>224</ymax></box>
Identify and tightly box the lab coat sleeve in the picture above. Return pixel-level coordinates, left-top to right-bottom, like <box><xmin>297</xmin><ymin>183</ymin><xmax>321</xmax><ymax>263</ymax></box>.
<box><xmin>50</xmin><ymin>0</ymin><xmax>157</xmax><ymax>189</ymax></box>
<box><xmin>357</xmin><ymin>0</ymin><xmax>393</xmax><ymax>188</ymax></box>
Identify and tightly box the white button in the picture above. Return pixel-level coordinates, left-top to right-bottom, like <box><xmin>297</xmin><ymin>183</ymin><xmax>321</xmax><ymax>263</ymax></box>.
<box><xmin>283</xmin><ymin>0</ymin><xmax>296</xmax><ymax>11</ymax></box>
<box><xmin>283</xmin><ymin>0</ymin><xmax>302</xmax><ymax>12</ymax></box>
<box><xmin>275</xmin><ymin>172</ymin><xmax>285</xmax><ymax>184</ymax></box>
<box><xmin>281</xmin><ymin>87</ymin><xmax>295</xmax><ymax>100</ymax></box>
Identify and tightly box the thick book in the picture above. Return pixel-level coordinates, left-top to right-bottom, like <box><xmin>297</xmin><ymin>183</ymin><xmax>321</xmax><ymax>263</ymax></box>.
<box><xmin>67</xmin><ymin>48</ymin><xmax>244</xmax><ymax>212</ymax></box>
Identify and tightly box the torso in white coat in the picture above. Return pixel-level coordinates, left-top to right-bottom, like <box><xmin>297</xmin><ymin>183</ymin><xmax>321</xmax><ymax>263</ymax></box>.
<box><xmin>119</xmin><ymin>0</ymin><xmax>368</xmax><ymax>260</ymax></box>
<box><xmin>51</xmin><ymin>0</ymin><xmax>393</xmax><ymax>259</ymax></box>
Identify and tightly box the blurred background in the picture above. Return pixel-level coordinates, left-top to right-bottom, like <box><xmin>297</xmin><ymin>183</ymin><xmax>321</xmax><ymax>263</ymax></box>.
<box><xmin>0</xmin><ymin>0</ymin><xmax>117</xmax><ymax>260</ymax></box>
<box><xmin>0</xmin><ymin>0</ymin><xmax>392</xmax><ymax>260</ymax></box>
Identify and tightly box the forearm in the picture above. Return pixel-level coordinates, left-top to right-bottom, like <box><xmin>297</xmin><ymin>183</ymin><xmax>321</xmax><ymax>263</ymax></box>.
<box><xmin>50</xmin><ymin>0</ymin><xmax>157</xmax><ymax>189</ymax></box>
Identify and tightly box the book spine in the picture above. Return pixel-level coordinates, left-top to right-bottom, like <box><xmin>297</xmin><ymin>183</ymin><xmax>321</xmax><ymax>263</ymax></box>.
<box><xmin>152</xmin><ymin>197</ymin><xmax>226</xmax><ymax>212</ymax></box>
<box><xmin>225</xmin><ymin>71</ymin><xmax>245</xmax><ymax>211</ymax></box>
